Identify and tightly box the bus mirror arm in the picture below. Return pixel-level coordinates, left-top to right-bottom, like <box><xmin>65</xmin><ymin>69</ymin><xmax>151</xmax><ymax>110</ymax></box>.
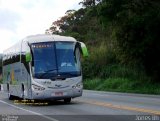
<box><xmin>77</xmin><ymin>42</ymin><xmax>89</xmax><ymax>57</ymax></box>
<box><xmin>25</xmin><ymin>53</ymin><xmax>32</xmax><ymax>62</ymax></box>
<box><xmin>25</xmin><ymin>42</ymin><xmax>32</xmax><ymax>63</ymax></box>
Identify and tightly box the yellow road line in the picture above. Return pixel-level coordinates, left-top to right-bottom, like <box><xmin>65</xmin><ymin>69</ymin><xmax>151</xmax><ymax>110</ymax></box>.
<box><xmin>80</xmin><ymin>99</ymin><xmax>160</xmax><ymax>115</ymax></box>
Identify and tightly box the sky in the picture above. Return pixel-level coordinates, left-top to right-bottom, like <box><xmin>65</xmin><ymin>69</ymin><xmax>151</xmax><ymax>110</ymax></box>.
<box><xmin>0</xmin><ymin>0</ymin><xmax>82</xmax><ymax>53</ymax></box>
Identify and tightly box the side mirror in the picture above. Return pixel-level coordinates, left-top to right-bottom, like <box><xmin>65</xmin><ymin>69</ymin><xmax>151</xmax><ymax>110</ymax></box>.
<box><xmin>25</xmin><ymin>52</ymin><xmax>32</xmax><ymax>62</ymax></box>
<box><xmin>79</xmin><ymin>42</ymin><xmax>89</xmax><ymax>57</ymax></box>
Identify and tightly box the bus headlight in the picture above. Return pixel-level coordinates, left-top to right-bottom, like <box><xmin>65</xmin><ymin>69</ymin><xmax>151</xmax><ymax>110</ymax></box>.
<box><xmin>32</xmin><ymin>84</ymin><xmax>45</xmax><ymax>91</ymax></box>
<box><xmin>72</xmin><ymin>83</ymin><xmax>83</xmax><ymax>89</ymax></box>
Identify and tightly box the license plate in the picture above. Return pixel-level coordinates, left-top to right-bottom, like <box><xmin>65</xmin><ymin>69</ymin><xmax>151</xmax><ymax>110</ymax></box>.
<box><xmin>54</xmin><ymin>92</ymin><xmax>63</xmax><ymax>96</ymax></box>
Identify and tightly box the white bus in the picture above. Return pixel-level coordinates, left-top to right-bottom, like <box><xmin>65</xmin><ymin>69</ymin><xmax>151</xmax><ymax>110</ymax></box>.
<box><xmin>2</xmin><ymin>34</ymin><xmax>88</xmax><ymax>103</ymax></box>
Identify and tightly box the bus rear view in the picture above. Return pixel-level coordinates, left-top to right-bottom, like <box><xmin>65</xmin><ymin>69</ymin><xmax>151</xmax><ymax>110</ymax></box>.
<box><xmin>2</xmin><ymin>34</ymin><xmax>88</xmax><ymax>103</ymax></box>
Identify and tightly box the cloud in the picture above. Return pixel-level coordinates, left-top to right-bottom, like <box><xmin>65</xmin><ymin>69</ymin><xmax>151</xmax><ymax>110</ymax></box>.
<box><xmin>0</xmin><ymin>9</ymin><xmax>21</xmax><ymax>31</ymax></box>
<box><xmin>0</xmin><ymin>0</ymin><xmax>82</xmax><ymax>53</ymax></box>
<box><xmin>0</xmin><ymin>29</ymin><xmax>16</xmax><ymax>52</ymax></box>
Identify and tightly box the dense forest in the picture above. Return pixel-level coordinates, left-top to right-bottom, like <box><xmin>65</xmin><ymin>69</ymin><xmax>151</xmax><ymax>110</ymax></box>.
<box><xmin>46</xmin><ymin>0</ymin><xmax>160</xmax><ymax>93</ymax></box>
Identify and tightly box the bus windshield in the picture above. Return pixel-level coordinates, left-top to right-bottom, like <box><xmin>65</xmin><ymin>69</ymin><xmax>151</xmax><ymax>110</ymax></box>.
<box><xmin>31</xmin><ymin>41</ymin><xmax>81</xmax><ymax>79</ymax></box>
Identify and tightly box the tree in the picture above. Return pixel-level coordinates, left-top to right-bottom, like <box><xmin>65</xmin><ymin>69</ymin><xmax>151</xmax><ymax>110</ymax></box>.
<box><xmin>98</xmin><ymin>0</ymin><xmax>160</xmax><ymax>82</ymax></box>
<box><xmin>79</xmin><ymin>0</ymin><xmax>102</xmax><ymax>7</ymax></box>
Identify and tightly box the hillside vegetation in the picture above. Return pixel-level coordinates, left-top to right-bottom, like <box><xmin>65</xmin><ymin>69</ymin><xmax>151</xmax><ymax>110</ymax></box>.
<box><xmin>46</xmin><ymin>0</ymin><xmax>160</xmax><ymax>94</ymax></box>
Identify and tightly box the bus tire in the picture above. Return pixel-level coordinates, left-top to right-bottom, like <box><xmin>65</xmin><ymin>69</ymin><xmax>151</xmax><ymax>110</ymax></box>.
<box><xmin>7</xmin><ymin>84</ymin><xmax>14</xmax><ymax>100</ymax></box>
<box><xmin>8</xmin><ymin>93</ymin><xmax>14</xmax><ymax>100</ymax></box>
<box><xmin>64</xmin><ymin>98</ymin><xmax>71</xmax><ymax>103</ymax></box>
<box><xmin>21</xmin><ymin>84</ymin><xmax>25</xmax><ymax>100</ymax></box>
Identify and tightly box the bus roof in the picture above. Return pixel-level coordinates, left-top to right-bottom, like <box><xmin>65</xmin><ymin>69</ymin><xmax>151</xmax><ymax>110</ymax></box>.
<box><xmin>3</xmin><ymin>34</ymin><xmax>77</xmax><ymax>54</ymax></box>
<box><xmin>24</xmin><ymin>34</ymin><xmax>77</xmax><ymax>44</ymax></box>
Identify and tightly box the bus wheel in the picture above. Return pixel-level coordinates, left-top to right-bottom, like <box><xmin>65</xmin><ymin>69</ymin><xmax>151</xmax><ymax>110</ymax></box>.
<box><xmin>21</xmin><ymin>91</ymin><xmax>25</xmax><ymax>100</ymax></box>
<box><xmin>21</xmin><ymin>85</ymin><xmax>25</xmax><ymax>100</ymax></box>
<box><xmin>64</xmin><ymin>98</ymin><xmax>71</xmax><ymax>103</ymax></box>
<box><xmin>7</xmin><ymin>84</ymin><xmax>14</xmax><ymax>100</ymax></box>
<box><xmin>8</xmin><ymin>93</ymin><xmax>14</xmax><ymax>100</ymax></box>
<box><xmin>8</xmin><ymin>89</ymin><xmax>14</xmax><ymax>100</ymax></box>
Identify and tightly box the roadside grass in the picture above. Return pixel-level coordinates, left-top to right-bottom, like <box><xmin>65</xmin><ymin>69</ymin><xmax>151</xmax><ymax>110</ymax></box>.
<box><xmin>83</xmin><ymin>64</ymin><xmax>160</xmax><ymax>95</ymax></box>
<box><xmin>83</xmin><ymin>78</ymin><xmax>160</xmax><ymax>95</ymax></box>
<box><xmin>82</xmin><ymin>43</ymin><xmax>160</xmax><ymax>95</ymax></box>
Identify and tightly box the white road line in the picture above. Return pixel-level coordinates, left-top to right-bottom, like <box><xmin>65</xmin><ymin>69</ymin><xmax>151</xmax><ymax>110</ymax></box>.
<box><xmin>0</xmin><ymin>100</ymin><xmax>59</xmax><ymax>121</ymax></box>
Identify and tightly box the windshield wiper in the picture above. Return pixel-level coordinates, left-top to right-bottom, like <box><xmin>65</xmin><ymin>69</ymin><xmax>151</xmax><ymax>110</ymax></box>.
<box><xmin>39</xmin><ymin>69</ymin><xmax>58</xmax><ymax>78</ymax></box>
<box><xmin>50</xmin><ymin>72</ymin><xmax>79</xmax><ymax>80</ymax></box>
<box><xmin>59</xmin><ymin>72</ymin><xmax>80</xmax><ymax>77</ymax></box>
<box><xmin>45</xmin><ymin>69</ymin><xmax>58</xmax><ymax>73</ymax></box>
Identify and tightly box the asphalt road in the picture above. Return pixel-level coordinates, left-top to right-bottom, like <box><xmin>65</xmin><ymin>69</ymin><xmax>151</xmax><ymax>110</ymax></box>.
<box><xmin>0</xmin><ymin>90</ymin><xmax>160</xmax><ymax>121</ymax></box>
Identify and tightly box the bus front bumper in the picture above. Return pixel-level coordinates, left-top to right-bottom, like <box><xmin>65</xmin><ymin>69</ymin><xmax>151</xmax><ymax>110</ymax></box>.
<box><xmin>31</xmin><ymin>88</ymin><xmax>82</xmax><ymax>100</ymax></box>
